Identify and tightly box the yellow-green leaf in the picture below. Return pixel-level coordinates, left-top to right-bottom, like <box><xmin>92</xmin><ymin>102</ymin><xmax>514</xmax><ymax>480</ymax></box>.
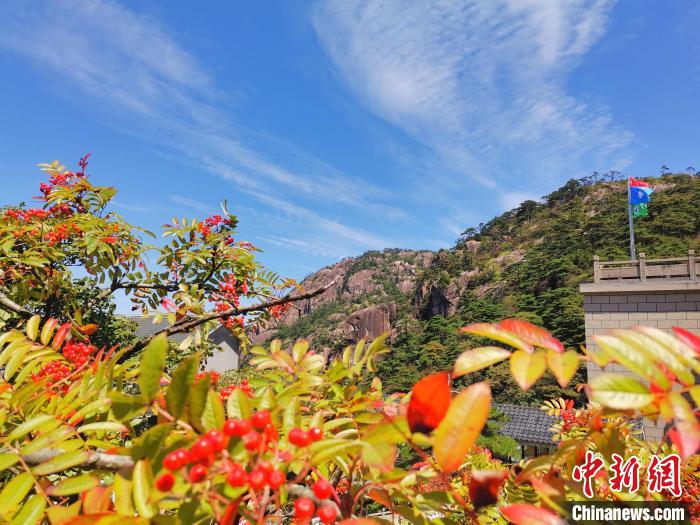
<box><xmin>202</xmin><ymin>390</ymin><xmax>225</xmax><ymax>431</ymax></box>
<box><xmin>594</xmin><ymin>334</ymin><xmax>670</xmax><ymax>390</ymax></box>
<box><xmin>434</xmin><ymin>382</ymin><xmax>491</xmax><ymax>473</ymax></box>
<box><xmin>9</xmin><ymin>494</ymin><xmax>45</xmax><ymax>525</ymax></box>
<box><xmin>0</xmin><ymin>453</ymin><xmax>19</xmax><ymax>471</ymax></box>
<box><xmin>589</xmin><ymin>374</ymin><xmax>653</xmax><ymax>410</ymax></box>
<box><xmin>25</xmin><ymin>315</ymin><xmax>41</xmax><ymax>341</ymax></box>
<box><xmin>132</xmin><ymin>459</ymin><xmax>157</xmax><ymax>519</ymax></box>
<box><xmin>226</xmin><ymin>387</ymin><xmax>252</xmax><ymax>420</ymax></box>
<box><xmin>453</xmin><ymin>347</ymin><xmax>511</xmax><ymax>378</ymax></box>
<box><xmin>32</xmin><ymin>450</ymin><xmax>90</xmax><ymax>476</ymax></box>
<box><xmin>47</xmin><ymin>473</ymin><xmax>99</xmax><ymax>496</ymax></box>
<box><xmin>0</xmin><ymin>472</ymin><xmax>33</xmax><ymax>516</ymax></box>
<box><xmin>77</xmin><ymin>422</ymin><xmax>128</xmax><ymax>434</ymax></box>
<box><xmin>546</xmin><ymin>349</ymin><xmax>580</xmax><ymax>388</ymax></box>
<box><xmin>510</xmin><ymin>350</ymin><xmax>546</xmax><ymax>391</ymax></box>
<box><xmin>6</xmin><ymin>415</ymin><xmax>60</xmax><ymax>443</ymax></box>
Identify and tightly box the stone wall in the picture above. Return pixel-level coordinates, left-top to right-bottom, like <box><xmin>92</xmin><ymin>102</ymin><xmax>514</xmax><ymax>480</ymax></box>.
<box><xmin>582</xmin><ymin>287</ymin><xmax>700</xmax><ymax>441</ymax></box>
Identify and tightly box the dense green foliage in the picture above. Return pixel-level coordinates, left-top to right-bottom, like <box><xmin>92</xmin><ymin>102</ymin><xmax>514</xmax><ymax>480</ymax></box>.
<box><xmin>277</xmin><ymin>173</ymin><xmax>700</xmax><ymax>405</ymax></box>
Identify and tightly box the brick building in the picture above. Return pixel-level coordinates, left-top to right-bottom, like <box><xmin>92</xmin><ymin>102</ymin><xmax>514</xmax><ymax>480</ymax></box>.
<box><xmin>580</xmin><ymin>250</ymin><xmax>699</xmax><ymax>440</ymax></box>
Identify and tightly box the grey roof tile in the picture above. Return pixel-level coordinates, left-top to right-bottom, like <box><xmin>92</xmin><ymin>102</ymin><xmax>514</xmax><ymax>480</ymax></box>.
<box><xmin>492</xmin><ymin>403</ymin><xmax>556</xmax><ymax>446</ymax></box>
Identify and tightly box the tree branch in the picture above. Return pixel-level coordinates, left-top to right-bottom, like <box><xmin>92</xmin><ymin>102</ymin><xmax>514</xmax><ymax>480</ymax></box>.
<box><xmin>120</xmin><ymin>277</ymin><xmax>337</xmax><ymax>361</ymax></box>
<box><xmin>22</xmin><ymin>448</ymin><xmax>134</xmax><ymax>470</ymax></box>
<box><xmin>0</xmin><ymin>290</ymin><xmax>32</xmax><ymax>318</ymax></box>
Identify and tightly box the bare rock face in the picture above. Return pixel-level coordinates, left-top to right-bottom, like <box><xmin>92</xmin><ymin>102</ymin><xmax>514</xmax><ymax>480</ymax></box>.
<box><xmin>258</xmin><ymin>249</ymin><xmax>434</xmax><ymax>344</ymax></box>
<box><xmin>341</xmin><ymin>304</ymin><xmax>396</xmax><ymax>341</ymax></box>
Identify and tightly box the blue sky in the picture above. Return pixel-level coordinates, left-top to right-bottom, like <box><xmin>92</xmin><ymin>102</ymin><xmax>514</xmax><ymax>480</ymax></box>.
<box><xmin>1</xmin><ymin>0</ymin><xmax>699</xmax><ymax>289</ymax></box>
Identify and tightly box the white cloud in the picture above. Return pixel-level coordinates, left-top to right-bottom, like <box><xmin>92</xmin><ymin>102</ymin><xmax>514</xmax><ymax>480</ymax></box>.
<box><xmin>313</xmin><ymin>0</ymin><xmax>633</xmax><ymax>195</ymax></box>
<box><xmin>168</xmin><ymin>194</ymin><xmax>215</xmax><ymax>215</ymax></box>
<box><xmin>0</xmin><ymin>0</ymin><xmax>398</xmax><ymax>256</ymax></box>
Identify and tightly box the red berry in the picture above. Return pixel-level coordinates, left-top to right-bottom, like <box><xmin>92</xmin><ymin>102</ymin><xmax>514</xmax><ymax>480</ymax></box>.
<box><xmin>206</xmin><ymin>429</ymin><xmax>227</xmax><ymax>451</ymax></box>
<box><xmin>248</xmin><ymin>468</ymin><xmax>267</xmax><ymax>490</ymax></box>
<box><xmin>188</xmin><ymin>464</ymin><xmax>208</xmax><ymax>483</ymax></box>
<box><xmin>223</xmin><ymin>419</ymin><xmax>242</xmax><ymax>437</ymax></box>
<box><xmin>237</xmin><ymin>419</ymin><xmax>253</xmax><ymax>435</ymax></box>
<box><xmin>242</xmin><ymin>430</ymin><xmax>263</xmax><ymax>451</ymax></box>
<box><xmin>155</xmin><ymin>472</ymin><xmax>175</xmax><ymax>492</ymax></box>
<box><xmin>268</xmin><ymin>469</ymin><xmax>286</xmax><ymax>489</ymax></box>
<box><xmin>309</xmin><ymin>427</ymin><xmax>323</xmax><ymax>442</ymax></box>
<box><xmin>251</xmin><ymin>410</ymin><xmax>271</xmax><ymax>429</ymax></box>
<box><xmin>263</xmin><ymin>423</ymin><xmax>279</xmax><ymax>443</ymax></box>
<box><xmin>163</xmin><ymin>451</ymin><xmax>181</xmax><ymax>471</ymax></box>
<box><xmin>288</xmin><ymin>427</ymin><xmax>310</xmax><ymax>447</ymax></box>
<box><xmin>175</xmin><ymin>448</ymin><xmax>192</xmax><ymax>466</ymax></box>
<box><xmin>226</xmin><ymin>464</ymin><xmax>247</xmax><ymax>487</ymax></box>
<box><xmin>317</xmin><ymin>505</ymin><xmax>338</xmax><ymax>524</ymax></box>
<box><xmin>294</xmin><ymin>497</ymin><xmax>315</xmax><ymax>520</ymax></box>
<box><xmin>313</xmin><ymin>479</ymin><xmax>333</xmax><ymax>500</ymax></box>
<box><xmin>258</xmin><ymin>461</ymin><xmax>274</xmax><ymax>474</ymax></box>
<box><xmin>191</xmin><ymin>437</ymin><xmax>214</xmax><ymax>459</ymax></box>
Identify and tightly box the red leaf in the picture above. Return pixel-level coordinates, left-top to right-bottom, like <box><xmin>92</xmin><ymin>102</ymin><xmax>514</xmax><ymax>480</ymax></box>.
<box><xmin>498</xmin><ymin>319</ymin><xmax>564</xmax><ymax>353</ymax></box>
<box><xmin>469</xmin><ymin>470</ymin><xmax>507</xmax><ymax>509</ymax></box>
<box><xmin>500</xmin><ymin>504</ymin><xmax>566</xmax><ymax>525</ymax></box>
<box><xmin>407</xmin><ymin>371</ymin><xmax>451</xmax><ymax>434</ymax></box>
<box><xmin>673</xmin><ymin>326</ymin><xmax>700</xmax><ymax>356</ymax></box>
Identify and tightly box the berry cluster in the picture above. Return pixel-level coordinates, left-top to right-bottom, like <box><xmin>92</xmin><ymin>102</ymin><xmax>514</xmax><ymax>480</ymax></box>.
<box><xmin>219</xmin><ymin>378</ymin><xmax>253</xmax><ymax>401</ymax></box>
<box><xmin>268</xmin><ymin>303</ymin><xmax>290</xmax><ymax>320</ymax></box>
<box><xmin>195</xmin><ymin>371</ymin><xmax>220</xmax><ymax>385</ymax></box>
<box><xmin>154</xmin><ymin>411</ymin><xmax>334</xmax><ymax>523</ymax></box>
<box><xmin>31</xmin><ymin>361</ymin><xmax>72</xmax><ymax>394</ymax></box>
<box><xmin>196</xmin><ymin>214</ymin><xmax>234</xmax><ymax>238</ymax></box>
<box><xmin>62</xmin><ymin>341</ymin><xmax>97</xmax><ymax>367</ymax></box>
<box><xmin>560</xmin><ymin>408</ymin><xmax>590</xmax><ymax>432</ymax></box>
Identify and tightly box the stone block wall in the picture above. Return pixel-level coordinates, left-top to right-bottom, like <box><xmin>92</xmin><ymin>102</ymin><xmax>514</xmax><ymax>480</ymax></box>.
<box><xmin>583</xmin><ymin>290</ymin><xmax>700</xmax><ymax>441</ymax></box>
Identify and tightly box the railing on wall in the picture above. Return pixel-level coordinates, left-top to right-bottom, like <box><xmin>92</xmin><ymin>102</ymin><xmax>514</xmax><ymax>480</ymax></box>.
<box><xmin>593</xmin><ymin>250</ymin><xmax>698</xmax><ymax>283</ymax></box>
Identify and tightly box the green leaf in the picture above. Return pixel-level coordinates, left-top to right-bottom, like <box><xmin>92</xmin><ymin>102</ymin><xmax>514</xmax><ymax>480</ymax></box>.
<box><xmin>453</xmin><ymin>346</ymin><xmax>511</xmax><ymax>377</ymax></box>
<box><xmin>166</xmin><ymin>353</ymin><xmax>200</xmax><ymax>419</ymax></box>
<box><xmin>6</xmin><ymin>415</ymin><xmax>60</xmax><ymax>443</ymax></box>
<box><xmin>509</xmin><ymin>350</ymin><xmax>546</xmax><ymax>391</ymax></box>
<box><xmin>9</xmin><ymin>494</ymin><xmax>45</xmax><ymax>525</ymax></box>
<box><xmin>589</xmin><ymin>374</ymin><xmax>654</xmax><ymax>410</ymax></box>
<box><xmin>114</xmin><ymin>469</ymin><xmax>135</xmax><ymax>517</ymax></box>
<box><xmin>32</xmin><ymin>450</ymin><xmax>90</xmax><ymax>476</ymax></box>
<box><xmin>546</xmin><ymin>349</ymin><xmax>580</xmax><ymax>388</ymax></box>
<box><xmin>138</xmin><ymin>333</ymin><xmax>168</xmax><ymax>403</ymax></box>
<box><xmin>187</xmin><ymin>376</ymin><xmax>210</xmax><ymax>433</ymax></box>
<box><xmin>460</xmin><ymin>323</ymin><xmax>533</xmax><ymax>352</ymax></box>
<box><xmin>132</xmin><ymin>424</ymin><xmax>171</xmax><ymax>461</ymax></box>
<box><xmin>361</xmin><ymin>441</ymin><xmax>396</xmax><ymax>472</ymax></box>
<box><xmin>109</xmin><ymin>392</ymin><xmax>146</xmax><ymax>422</ymax></box>
<box><xmin>47</xmin><ymin>474</ymin><xmax>99</xmax><ymax>496</ymax></box>
<box><xmin>0</xmin><ymin>472</ymin><xmax>33</xmax><ymax>516</ymax></box>
<box><xmin>132</xmin><ymin>459</ymin><xmax>157</xmax><ymax>519</ymax></box>
<box><xmin>4</xmin><ymin>342</ymin><xmax>34</xmax><ymax>380</ymax></box>
<box><xmin>202</xmin><ymin>391</ymin><xmax>225</xmax><ymax>431</ymax></box>
<box><xmin>434</xmin><ymin>382</ymin><xmax>491</xmax><ymax>473</ymax></box>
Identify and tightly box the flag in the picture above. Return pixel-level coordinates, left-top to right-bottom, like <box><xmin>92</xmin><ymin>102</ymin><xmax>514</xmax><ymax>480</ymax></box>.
<box><xmin>628</xmin><ymin>177</ymin><xmax>654</xmax><ymax>205</ymax></box>
<box><xmin>632</xmin><ymin>203</ymin><xmax>648</xmax><ymax>218</ymax></box>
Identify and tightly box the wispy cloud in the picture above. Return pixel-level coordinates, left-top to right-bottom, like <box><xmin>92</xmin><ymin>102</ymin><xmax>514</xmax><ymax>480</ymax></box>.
<box><xmin>0</xmin><ymin>0</ymin><xmax>398</xmax><ymax>256</ymax></box>
<box><xmin>168</xmin><ymin>195</ymin><xmax>216</xmax><ymax>216</ymax></box>
<box><xmin>313</xmin><ymin>0</ymin><xmax>633</xmax><ymax>209</ymax></box>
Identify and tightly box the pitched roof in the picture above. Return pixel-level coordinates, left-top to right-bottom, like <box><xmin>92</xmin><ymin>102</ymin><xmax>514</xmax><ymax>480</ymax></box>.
<box><xmin>492</xmin><ymin>403</ymin><xmax>556</xmax><ymax>447</ymax></box>
<box><xmin>125</xmin><ymin>316</ymin><xmax>189</xmax><ymax>344</ymax></box>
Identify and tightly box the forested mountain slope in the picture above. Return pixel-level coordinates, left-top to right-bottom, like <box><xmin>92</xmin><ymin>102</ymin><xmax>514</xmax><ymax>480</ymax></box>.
<box><xmin>255</xmin><ymin>173</ymin><xmax>700</xmax><ymax>403</ymax></box>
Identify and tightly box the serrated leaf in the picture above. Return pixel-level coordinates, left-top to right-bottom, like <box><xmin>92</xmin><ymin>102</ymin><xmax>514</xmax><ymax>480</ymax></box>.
<box><xmin>77</xmin><ymin>422</ymin><xmax>128</xmax><ymax>434</ymax></box>
<box><xmin>32</xmin><ymin>450</ymin><xmax>90</xmax><ymax>476</ymax></box>
<box><xmin>226</xmin><ymin>387</ymin><xmax>252</xmax><ymax>420</ymax></box>
<box><xmin>166</xmin><ymin>353</ymin><xmax>200</xmax><ymax>419</ymax></box>
<box><xmin>138</xmin><ymin>333</ymin><xmax>168</xmax><ymax>403</ymax></box>
<box><xmin>434</xmin><ymin>382</ymin><xmax>491</xmax><ymax>473</ymax></box>
<box><xmin>109</xmin><ymin>392</ymin><xmax>145</xmax><ymax>422</ymax></box>
<box><xmin>546</xmin><ymin>349</ymin><xmax>580</xmax><ymax>388</ymax></box>
<box><xmin>498</xmin><ymin>319</ymin><xmax>564</xmax><ymax>353</ymax></box>
<box><xmin>47</xmin><ymin>474</ymin><xmax>99</xmax><ymax>496</ymax></box>
<box><xmin>510</xmin><ymin>350</ymin><xmax>546</xmax><ymax>391</ymax></box>
<box><xmin>594</xmin><ymin>334</ymin><xmax>670</xmax><ymax>390</ymax></box>
<box><xmin>453</xmin><ymin>347</ymin><xmax>511</xmax><ymax>378</ymax></box>
<box><xmin>361</xmin><ymin>441</ymin><xmax>396</xmax><ymax>472</ymax></box>
<box><xmin>589</xmin><ymin>374</ymin><xmax>653</xmax><ymax>410</ymax></box>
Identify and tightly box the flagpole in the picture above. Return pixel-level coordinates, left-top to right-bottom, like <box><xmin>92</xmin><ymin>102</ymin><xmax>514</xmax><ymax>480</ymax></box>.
<box><xmin>627</xmin><ymin>180</ymin><xmax>636</xmax><ymax>260</ymax></box>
